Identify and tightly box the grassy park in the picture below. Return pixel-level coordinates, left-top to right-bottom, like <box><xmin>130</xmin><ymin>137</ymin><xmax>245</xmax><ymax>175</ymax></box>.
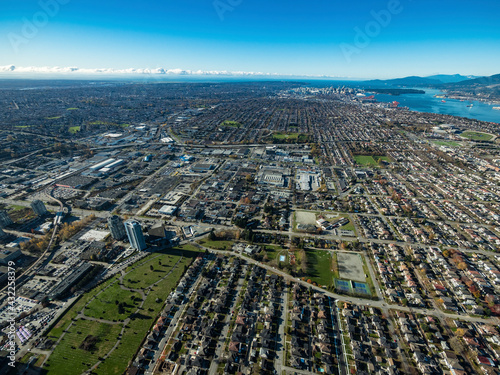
<box><xmin>272</xmin><ymin>132</ymin><xmax>308</xmax><ymax>142</ymax></box>
<box><xmin>42</xmin><ymin>246</ymin><xmax>198</xmax><ymax>374</ymax></box>
<box><xmin>43</xmin><ymin>320</ymin><xmax>122</xmax><ymax>375</ymax></box>
<box><xmin>197</xmin><ymin>238</ymin><xmax>234</xmax><ymax>250</ymax></box>
<box><xmin>432</xmin><ymin>140</ymin><xmax>460</xmax><ymax>147</ymax></box>
<box><xmin>305</xmin><ymin>248</ymin><xmax>333</xmax><ymax>286</ymax></box>
<box><xmin>353</xmin><ymin>155</ymin><xmax>391</xmax><ymax>167</ymax></box>
<box><xmin>84</xmin><ymin>283</ymin><xmax>142</xmax><ymax>321</ymax></box>
<box><xmin>461</xmin><ymin>131</ymin><xmax>493</xmax><ymax>141</ymax></box>
<box><xmin>220</xmin><ymin>120</ymin><xmax>242</xmax><ymax>128</ymax></box>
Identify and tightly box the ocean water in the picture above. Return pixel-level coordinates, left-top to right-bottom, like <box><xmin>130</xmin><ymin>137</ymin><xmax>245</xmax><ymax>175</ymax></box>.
<box><xmin>305</xmin><ymin>80</ymin><xmax>500</xmax><ymax>124</ymax></box>
<box><xmin>368</xmin><ymin>88</ymin><xmax>500</xmax><ymax>124</ymax></box>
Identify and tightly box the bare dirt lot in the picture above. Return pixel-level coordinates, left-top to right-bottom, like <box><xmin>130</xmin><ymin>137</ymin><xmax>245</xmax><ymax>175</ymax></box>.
<box><xmin>337</xmin><ymin>252</ymin><xmax>365</xmax><ymax>282</ymax></box>
<box><xmin>295</xmin><ymin>211</ymin><xmax>317</xmax><ymax>225</ymax></box>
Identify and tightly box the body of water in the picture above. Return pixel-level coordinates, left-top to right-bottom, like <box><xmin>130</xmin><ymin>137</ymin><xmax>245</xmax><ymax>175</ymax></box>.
<box><xmin>369</xmin><ymin>88</ymin><xmax>500</xmax><ymax>124</ymax></box>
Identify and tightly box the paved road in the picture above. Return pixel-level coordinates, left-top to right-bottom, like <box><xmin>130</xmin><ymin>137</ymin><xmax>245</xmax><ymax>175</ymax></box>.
<box><xmin>2</xmin><ymin>195</ymin><xmax>496</xmax><ymax>258</ymax></box>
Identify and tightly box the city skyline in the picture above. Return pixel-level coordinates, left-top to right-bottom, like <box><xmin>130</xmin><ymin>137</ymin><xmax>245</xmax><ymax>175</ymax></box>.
<box><xmin>1</xmin><ymin>0</ymin><xmax>499</xmax><ymax>79</ymax></box>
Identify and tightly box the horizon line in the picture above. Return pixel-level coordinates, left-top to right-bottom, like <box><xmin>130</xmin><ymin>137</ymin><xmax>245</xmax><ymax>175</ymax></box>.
<box><xmin>0</xmin><ymin>65</ymin><xmax>489</xmax><ymax>81</ymax></box>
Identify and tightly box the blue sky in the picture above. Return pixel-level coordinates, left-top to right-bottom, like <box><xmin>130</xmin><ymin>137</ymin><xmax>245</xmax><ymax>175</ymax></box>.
<box><xmin>1</xmin><ymin>0</ymin><xmax>499</xmax><ymax>78</ymax></box>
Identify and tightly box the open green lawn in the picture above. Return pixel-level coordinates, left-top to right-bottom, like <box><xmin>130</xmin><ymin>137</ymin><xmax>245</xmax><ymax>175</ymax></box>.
<box><xmin>340</xmin><ymin>221</ymin><xmax>356</xmax><ymax>232</ymax></box>
<box><xmin>220</xmin><ymin>120</ymin><xmax>242</xmax><ymax>128</ymax></box>
<box><xmin>262</xmin><ymin>244</ymin><xmax>285</xmax><ymax>261</ymax></box>
<box><xmin>461</xmin><ymin>131</ymin><xmax>493</xmax><ymax>141</ymax></box>
<box><xmin>14</xmin><ymin>125</ymin><xmax>30</xmax><ymax>128</ymax></box>
<box><xmin>95</xmin><ymin>257</ymin><xmax>193</xmax><ymax>374</ymax></box>
<box><xmin>44</xmin><ymin>248</ymin><xmax>197</xmax><ymax>375</ymax></box>
<box><xmin>198</xmin><ymin>239</ymin><xmax>234</xmax><ymax>250</ymax></box>
<box><xmin>361</xmin><ymin>257</ymin><xmax>377</xmax><ymax>296</ymax></box>
<box><xmin>272</xmin><ymin>132</ymin><xmax>308</xmax><ymax>141</ymax></box>
<box><xmin>331</xmin><ymin>253</ymin><xmax>340</xmax><ymax>279</ymax></box>
<box><xmin>353</xmin><ymin>155</ymin><xmax>390</xmax><ymax>167</ymax></box>
<box><xmin>44</xmin><ymin>319</ymin><xmax>122</xmax><ymax>375</ymax></box>
<box><xmin>123</xmin><ymin>253</ymin><xmax>182</xmax><ymax>289</ymax></box>
<box><xmin>305</xmin><ymin>248</ymin><xmax>333</xmax><ymax>286</ymax></box>
<box><xmin>46</xmin><ymin>116</ymin><xmax>62</xmax><ymax>120</ymax></box>
<box><xmin>69</xmin><ymin>126</ymin><xmax>81</xmax><ymax>134</ymax></box>
<box><xmin>66</xmin><ymin>108</ymin><xmax>79</xmax><ymax>111</ymax></box>
<box><xmin>338</xmin><ymin>214</ymin><xmax>356</xmax><ymax>232</ymax></box>
<box><xmin>84</xmin><ymin>283</ymin><xmax>142</xmax><ymax>321</ymax></box>
<box><xmin>47</xmin><ymin>278</ymin><xmax>116</xmax><ymax>339</ymax></box>
<box><xmin>88</xmin><ymin>121</ymin><xmax>111</xmax><ymax>125</ymax></box>
<box><xmin>273</xmin><ymin>132</ymin><xmax>299</xmax><ymax>139</ymax></box>
<box><xmin>432</xmin><ymin>140</ymin><xmax>460</xmax><ymax>147</ymax></box>
<box><xmin>178</xmin><ymin>244</ymin><xmax>201</xmax><ymax>253</ymax></box>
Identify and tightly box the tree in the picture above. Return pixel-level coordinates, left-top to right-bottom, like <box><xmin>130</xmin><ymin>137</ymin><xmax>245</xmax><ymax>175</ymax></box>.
<box><xmin>352</xmin><ymin>240</ymin><xmax>360</xmax><ymax>250</ymax></box>
<box><xmin>457</xmin><ymin>262</ymin><xmax>467</xmax><ymax>270</ymax></box>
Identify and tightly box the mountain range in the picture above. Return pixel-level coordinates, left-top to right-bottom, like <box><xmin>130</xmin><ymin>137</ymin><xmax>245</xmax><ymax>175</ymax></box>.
<box><xmin>363</xmin><ymin>73</ymin><xmax>500</xmax><ymax>100</ymax></box>
<box><xmin>364</xmin><ymin>74</ymin><xmax>480</xmax><ymax>86</ymax></box>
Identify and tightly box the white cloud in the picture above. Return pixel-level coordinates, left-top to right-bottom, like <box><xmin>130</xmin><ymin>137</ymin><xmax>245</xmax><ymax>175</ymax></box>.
<box><xmin>0</xmin><ymin>65</ymin><xmax>285</xmax><ymax>77</ymax></box>
<box><xmin>0</xmin><ymin>65</ymin><xmax>353</xmax><ymax>79</ymax></box>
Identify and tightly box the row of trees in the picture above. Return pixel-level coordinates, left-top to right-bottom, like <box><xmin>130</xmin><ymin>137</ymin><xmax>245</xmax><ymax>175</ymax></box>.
<box><xmin>20</xmin><ymin>214</ymin><xmax>97</xmax><ymax>254</ymax></box>
<box><xmin>20</xmin><ymin>232</ymin><xmax>52</xmax><ymax>254</ymax></box>
<box><xmin>58</xmin><ymin>214</ymin><xmax>96</xmax><ymax>242</ymax></box>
